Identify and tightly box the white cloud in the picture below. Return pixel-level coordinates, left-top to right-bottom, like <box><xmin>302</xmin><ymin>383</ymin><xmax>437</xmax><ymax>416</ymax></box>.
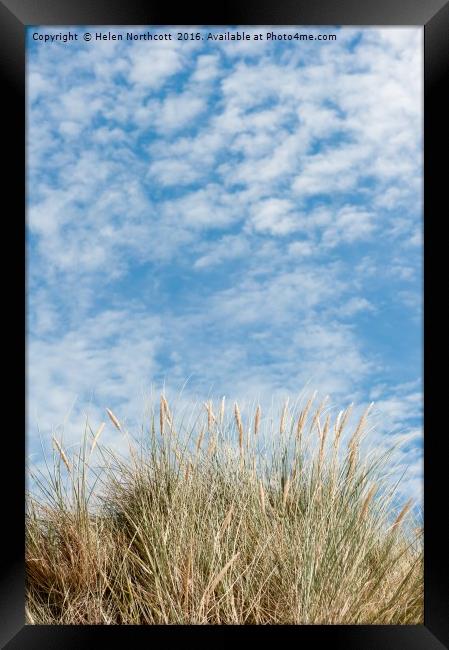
<box><xmin>163</xmin><ymin>184</ymin><xmax>240</xmax><ymax>229</ymax></box>
<box><xmin>288</xmin><ymin>240</ymin><xmax>314</xmax><ymax>257</ymax></box>
<box><xmin>292</xmin><ymin>144</ymin><xmax>370</xmax><ymax>197</ymax></box>
<box><xmin>127</xmin><ymin>39</ymin><xmax>186</xmax><ymax>88</ymax></box>
<box><xmin>149</xmin><ymin>91</ymin><xmax>207</xmax><ymax>133</ymax></box>
<box><xmin>335</xmin><ymin>297</ymin><xmax>375</xmax><ymax>318</ymax></box>
<box><xmin>28</xmin><ymin>310</ymin><xmax>163</xmax><ymax>444</ymax></box>
<box><xmin>321</xmin><ymin>206</ymin><xmax>376</xmax><ymax>247</ymax></box>
<box><xmin>148</xmin><ymin>158</ymin><xmax>202</xmax><ymax>186</ymax></box>
<box><xmin>194</xmin><ymin>234</ymin><xmax>249</xmax><ymax>269</ymax></box>
<box><xmin>249</xmin><ymin>198</ymin><xmax>299</xmax><ymax>235</ymax></box>
<box><xmin>190</xmin><ymin>53</ymin><xmax>221</xmax><ymax>83</ymax></box>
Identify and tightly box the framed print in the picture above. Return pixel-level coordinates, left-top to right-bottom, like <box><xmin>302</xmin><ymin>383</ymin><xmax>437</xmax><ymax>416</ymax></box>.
<box><xmin>1</xmin><ymin>0</ymin><xmax>448</xmax><ymax>646</ymax></box>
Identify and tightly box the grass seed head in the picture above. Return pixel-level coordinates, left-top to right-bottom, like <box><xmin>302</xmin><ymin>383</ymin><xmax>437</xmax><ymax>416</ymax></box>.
<box><xmin>106</xmin><ymin>408</ymin><xmax>122</xmax><ymax>432</ymax></box>
<box><xmin>219</xmin><ymin>396</ymin><xmax>226</xmax><ymax>425</ymax></box>
<box><xmin>254</xmin><ymin>405</ymin><xmax>261</xmax><ymax>437</ymax></box>
<box><xmin>280</xmin><ymin>398</ymin><xmax>289</xmax><ymax>435</ymax></box>
<box><xmin>234</xmin><ymin>402</ymin><xmax>244</xmax><ymax>453</ymax></box>
<box><xmin>392</xmin><ymin>498</ymin><xmax>413</xmax><ymax>530</ymax></box>
<box><xmin>90</xmin><ymin>422</ymin><xmax>105</xmax><ymax>456</ymax></box>
<box><xmin>52</xmin><ymin>437</ymin><xmax>71</xmax><ymax>473</ymax></box>
<box><xmin>361</xmin><ymin>484</ymin><xmax>377</xmax><ymax>520</ymax></box>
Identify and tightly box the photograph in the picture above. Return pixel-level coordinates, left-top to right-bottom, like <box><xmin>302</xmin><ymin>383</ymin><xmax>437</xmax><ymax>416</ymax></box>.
<box><xmin>1</xmin><ymin>0</ymin><xmax>448</xmax><ymax>645</ymax></box>
<box><xmin>25</xmin><ymin>24</ymin><xmax>425</xmax><ymax>626</ymax></box>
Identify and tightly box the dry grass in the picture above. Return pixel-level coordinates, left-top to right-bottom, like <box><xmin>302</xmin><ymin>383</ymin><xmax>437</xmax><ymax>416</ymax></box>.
<box><xmin>26</xmin><ymin>395</ymin><xmax>423</xmax><ymax>625</ymax></box>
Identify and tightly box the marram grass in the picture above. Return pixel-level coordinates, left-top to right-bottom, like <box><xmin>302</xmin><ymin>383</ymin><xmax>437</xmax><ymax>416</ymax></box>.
<box><xmin>26</xmin><ymin>395</ymin><xmax>423</xmax><ymax>625</ymax></box>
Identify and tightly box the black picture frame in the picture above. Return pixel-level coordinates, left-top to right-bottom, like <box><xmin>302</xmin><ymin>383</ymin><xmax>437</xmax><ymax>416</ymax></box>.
<box><xmin>2</xmin><ymin>0</ymin><xmax>448</xmax><ymax>646</ymax></box>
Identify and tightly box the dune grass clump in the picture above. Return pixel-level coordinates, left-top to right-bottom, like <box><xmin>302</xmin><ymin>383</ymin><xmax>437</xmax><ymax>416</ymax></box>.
<box><xmin>26</xmin><ymin>395</ymin><xmax>423</xmax><ymax>624</ymax></box>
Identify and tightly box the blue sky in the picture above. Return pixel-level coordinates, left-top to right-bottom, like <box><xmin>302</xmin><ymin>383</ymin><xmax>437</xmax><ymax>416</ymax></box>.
<box><xmin>26</xmin><ymin>26</ymin><xmax>423</xmax><ymax>504</ymax></box>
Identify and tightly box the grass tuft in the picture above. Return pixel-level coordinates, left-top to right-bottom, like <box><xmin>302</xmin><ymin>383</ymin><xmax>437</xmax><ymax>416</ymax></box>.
<box><xmin>26</xmin><ymin>395</ymin><xmax>423</xmax><ymax>625</ymax></box>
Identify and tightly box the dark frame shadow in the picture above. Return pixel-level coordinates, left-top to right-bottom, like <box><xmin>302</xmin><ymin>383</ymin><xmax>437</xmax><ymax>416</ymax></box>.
<box><xmin>1</xmin><ymin>0</ymin><xmax>447</xmax><ymax>647</ymax></box>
